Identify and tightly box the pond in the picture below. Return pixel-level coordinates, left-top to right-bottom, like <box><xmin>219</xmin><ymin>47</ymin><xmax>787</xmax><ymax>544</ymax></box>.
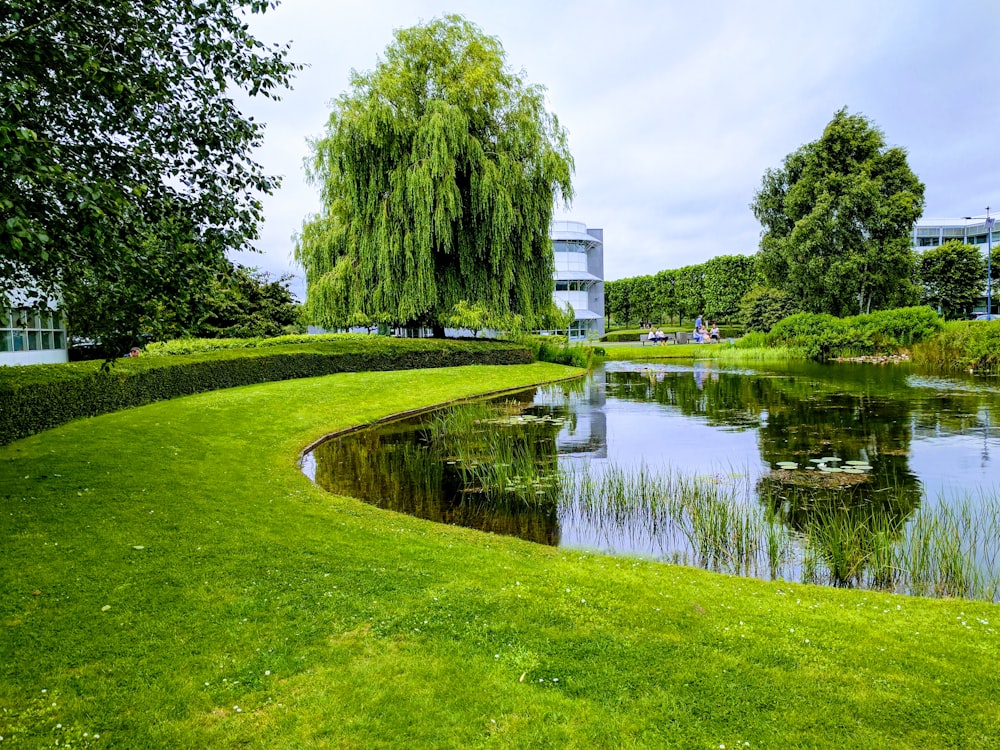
<box><xmin>302</xmin><ymin>360</ymin><xmax>1000</xmax><ymax>600</ymax></box>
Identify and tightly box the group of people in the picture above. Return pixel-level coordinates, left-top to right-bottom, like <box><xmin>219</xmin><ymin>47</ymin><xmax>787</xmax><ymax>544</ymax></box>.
<box><xmin>693</xmin><ymin>314</ymin><xmax>720</xmax><ymax>343</ymax></box>
<box><xmin>646</xmin><ymin>315</ymin><xmax>721</xmax><ymax>345</ymax></box>
<box><xmin>646</xmin><ymin>326</ymin><xmax>672</xmax><ymax>344</ymax></box>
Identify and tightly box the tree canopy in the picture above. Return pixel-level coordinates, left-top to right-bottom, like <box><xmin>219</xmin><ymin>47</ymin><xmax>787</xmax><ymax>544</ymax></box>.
<box><xmin>296</xmin><ymin>14</ymin><xmax>574</xmax><ymax>333</ymax></box>
<box><xmin>1</xmin><ymin>0</ymin><xmax>298</xmax><ymax>347</ymax></box>
<box><xmin>917</xmin><ymin>240</ymin><xmax>985</xmax><ymax>320</ymax></box>
<box><xmin>751</xmin><ymin>109</ymin><xmax>924</xmax><ymax>317</ymax></box>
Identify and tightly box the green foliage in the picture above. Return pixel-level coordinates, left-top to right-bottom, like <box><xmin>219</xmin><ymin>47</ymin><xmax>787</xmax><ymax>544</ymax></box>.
<box><xmin>912</xmin><ymin>319</ymin><xmax>1000</xmax><ymax>372</ymax></box>
<box><xmin>766</xmin><ymin>306</ymin><xmax>943</xmax><ymax>360</ymax></box>
<box><xmin>739</xmin><ymin>285</ymin><xmax>800</xmax><ymax>333</ymax></box>
<box><xmin>196</xmin><ymin>265</ymin><xmax>303</xmax><ymax>339</ymax></box>
<box><xmin>521</xmin><ymin>335</ymin><xmax>597</xmax><ymax>368</ymax></box>
<box><xmin>701</xmin><ymin>255</ymin><xmax>760</xmax><ymax>321</ymax></box>
<box><xmin>1</xmin><ymin>1</ymin><xmax>299</xmax><ymax>348</ymax></box>
<box><xmin>605</xmin><ymin>256</ymin><xmax>758</xmax><ymax>328</ymax></box>
<box><xmin>734</xmin><ymin>331</ymin><xmax>768</xmax><ymax>348</ymax></box>
<box><xmin>3</xmin><ymin>367</ymin><xmax>998</xmax><ymax>746</ymax></box>
<box><xmin>296</xmin><ymin>15</ymin><xmax>573</xmax><ymax>332</ymax></box>
<box><xmin>0</xmin><ymin>337</ymin><xmax>532</xmax><ymax>445</ymax></box>
<box><xmin>917</xmin><ymin>239</ymin><xmax>986</xmax><ymax>320</ymax></box>
<box><xmin>145</xmin><ymin>332</ymin><xmax>355</xmax><ymax>356</ymax></box>
<box><xmin>766</xmin><ymin>312</ymin><xmax>850</xmax><ymax>359</ymax></box>
<box><xmin>674</xmin><ymin>265</ymin><xmax>705</xmax><ymax>322</ymax></box>
<box><xmin>601</xmin><ymin>331</ymin><xmax>643</xmax><ymax>342</ymax></box>
<box><xmin>853</xmin><ymin>306</ymin><xmax>942</xmax><ymax>346</ymax></box>
<box><xmin>752</xmin><ymin>108</ymin><xmax>925</xmax><ymax>317</ymax></box>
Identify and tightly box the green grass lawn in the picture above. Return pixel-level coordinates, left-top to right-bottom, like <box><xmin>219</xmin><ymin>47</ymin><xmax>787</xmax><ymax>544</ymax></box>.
<box><xmin>1</xmin><ymin>363</ymin><xmax>998</xmax><ymax>748</ymax></box>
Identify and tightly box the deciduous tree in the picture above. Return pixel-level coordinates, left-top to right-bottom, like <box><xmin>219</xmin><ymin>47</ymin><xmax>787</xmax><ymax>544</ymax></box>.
<box><xmin>296</xmin><ymin>15</ymin><xmax>573</xmax><ymax>334</ymax></box>
<box><xmin>1</xmin><ymin>0</ymin><xmax>298</xmax><ymax>347</ymax></box>
<box><xmin>918</xmin><ymin>240</ymin><xmax>985</xmax><ymax>320</ymax></box>
<box><xmin>752</xmin><ymin>109</ymin><xmax>924</xmax><ymax>316</ymax></box>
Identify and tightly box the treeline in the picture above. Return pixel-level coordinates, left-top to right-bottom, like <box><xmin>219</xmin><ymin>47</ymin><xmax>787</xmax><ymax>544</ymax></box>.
<box><xmin>607</xmin><ymin>239</ymin><xmax>998</xmax><ymax>332</ymax></box>
<box><xmin>604</xmin><ymin>255</ymin><xmax>759</xmax><ymax>327</ymax></box>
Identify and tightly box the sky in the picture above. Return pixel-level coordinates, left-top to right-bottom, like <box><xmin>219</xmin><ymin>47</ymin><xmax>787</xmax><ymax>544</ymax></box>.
<box><xmin>233</xmin><ymin>0</ymin><xmax>1000</xmax><ymax>300</ymax></box>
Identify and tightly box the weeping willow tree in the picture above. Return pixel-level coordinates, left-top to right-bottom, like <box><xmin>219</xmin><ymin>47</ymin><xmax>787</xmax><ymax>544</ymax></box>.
<box><xmin>296</xmin><ymin>15</ymin><xmax>574</xmax><ymax>334</ymax></box>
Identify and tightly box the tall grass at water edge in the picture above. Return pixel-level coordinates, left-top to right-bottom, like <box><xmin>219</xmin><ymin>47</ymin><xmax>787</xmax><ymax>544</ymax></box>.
<box><xmin>911</xmin><ymin>318</ymin><xmax>1000</xmax><ymax>372</ymax></box>
<box><xmin>559</xmin><ymin>463</ymin><xmax>1000</xmax><ymax>601</ymax></box>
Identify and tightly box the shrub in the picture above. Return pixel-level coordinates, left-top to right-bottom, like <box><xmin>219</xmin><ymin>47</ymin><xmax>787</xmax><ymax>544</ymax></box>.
<box><xmin>601</xmin><ymin>331</ymin><xmax>642</xmax><ymax>343</ymax></box>
<box><xmin>521</xmin><ymin>335</ymin><xmax>601</xmax><ymax>368</ymax></box>
<box><xmin>852</xmin><ymin>306</ymin><xmax>942</xmax><ymax>347</ymax></box>
<box><xmin>739</xmin><ymin>286</ymin><xmax>799</xmax><ymax>333</ymax></box>
<box><xmin>912</xmin><ymin>319</ymin><xmax>1000</xmax><ymax>372</ymax></box>
<box><xmin>0</xmin><ymin>338</ymin><xmax>533</xmax><ymax>445</ymax></box>
<box><xmin>765</xmin><ymin>307</ymin><xmax>943</xmax><ymax>361</ymax></box>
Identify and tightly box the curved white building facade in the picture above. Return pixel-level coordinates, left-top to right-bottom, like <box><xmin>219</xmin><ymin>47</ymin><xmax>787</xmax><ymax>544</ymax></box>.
<box><xmin>550</xmin><ymin>221</ymin><xmax>604</xmax><ymax>340</ymax></box>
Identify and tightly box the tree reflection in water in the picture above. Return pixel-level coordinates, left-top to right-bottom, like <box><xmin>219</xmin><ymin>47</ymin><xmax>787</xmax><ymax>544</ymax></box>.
<box><xmin>305</xmin><ymin>362</ymin><xmax>1000</xmax><ymax>600</ymax></box>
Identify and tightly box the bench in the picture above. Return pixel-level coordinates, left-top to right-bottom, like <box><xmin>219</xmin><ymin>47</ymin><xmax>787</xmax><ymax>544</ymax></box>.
<box><xmin>641</xmin><ymin>333</ymin><xmax>677</xmax><ymax>346</ymax></box>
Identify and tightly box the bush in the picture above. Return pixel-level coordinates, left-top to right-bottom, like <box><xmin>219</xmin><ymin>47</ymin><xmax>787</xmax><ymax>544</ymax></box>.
<box><xmin>0</xmin><ymin>337</ymin><xmax>533</xmax><ymax>445</ymax></box>
<box><xmin>734</xmin><ymin>331</ymin><xmax>768</xmax><ymax>349</ymax></box>
<box><xmin>145</xmin><ymin>332</ymin><xmax>353</xmax><ymax>356</ymax></box>
<box><xmin>521</xmin><ymin>335</ymin><xmax>601</xmax><ymax>368</ymax></box>
<box><xmin>601</xmin><ymin>331</ymin><xmax>642</xmax><ymax>342</ymax></box>
<box><xmin>912</xmin><ymin>319</ymin><xmax>1000</xmax><ymax>372</ymax></box>
<box><xmin>765</xmin><ymin>307</ymin><xmax>943</xmax><ymax>361</ymax></box>
<box><xmin>739</xmin><ymin>286</ymin><xmax>799</xmax><ymax>333</ymax></box>
<box><xmin>766</xmin><ymin>313</ymin><xmax>850</xmax><ymax>359</ymax></box>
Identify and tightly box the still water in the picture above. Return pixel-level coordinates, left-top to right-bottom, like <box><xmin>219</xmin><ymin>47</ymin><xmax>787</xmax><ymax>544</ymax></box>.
<box><xmin>303</xmin><ymin>360</ymin><xmax>1000</xmax><ymax>597</ymax></box>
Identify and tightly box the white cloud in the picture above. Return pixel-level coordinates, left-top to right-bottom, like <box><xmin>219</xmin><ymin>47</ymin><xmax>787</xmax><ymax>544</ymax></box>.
<box><xmin>238</xmin><ymin>0</ymin><xmax>1000</xmax><ymax>287</ymax></box>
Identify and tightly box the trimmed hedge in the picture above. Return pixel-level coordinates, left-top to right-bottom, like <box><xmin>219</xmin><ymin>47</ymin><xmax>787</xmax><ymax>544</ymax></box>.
<box><xmin>602</xmin><ymin>331</ymin><xmax>642</xmax><ymax>342</ymax></box>
<box><xmin>0</xmin><ymin>338</ymin><xmax>533</xmax><ymax>446</ymax></box>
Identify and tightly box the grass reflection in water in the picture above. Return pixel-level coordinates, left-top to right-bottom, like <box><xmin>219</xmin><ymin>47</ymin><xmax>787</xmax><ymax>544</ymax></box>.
<box><xmin>310</xmin><ymin>396</ymin><xmax>1000</xmax><ymax>602</ymax></box>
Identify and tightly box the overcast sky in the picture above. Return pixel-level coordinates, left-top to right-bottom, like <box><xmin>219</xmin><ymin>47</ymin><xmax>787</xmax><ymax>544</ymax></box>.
<box><xmin>234</xmin><ymin>0</ymin><xmax>1000</xmax><ymax>299</ymax></box>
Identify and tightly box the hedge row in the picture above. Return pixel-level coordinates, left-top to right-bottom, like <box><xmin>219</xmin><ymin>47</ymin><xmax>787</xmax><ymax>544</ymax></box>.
<box><xmin>0</xmin><ymin>339</ymin><xmax>533</xmax><ymax>446</ymax></box>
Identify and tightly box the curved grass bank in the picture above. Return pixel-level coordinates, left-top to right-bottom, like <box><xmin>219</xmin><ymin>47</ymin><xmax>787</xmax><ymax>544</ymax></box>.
<box><xmin>1</xmin><ymin>364</ymin><xmax>998</xmax><ymax>748</ymax></box>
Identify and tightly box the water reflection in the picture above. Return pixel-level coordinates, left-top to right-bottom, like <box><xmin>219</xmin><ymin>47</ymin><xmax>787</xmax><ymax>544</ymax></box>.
<box><xmin>305</xmin><ymin>361</ymin><xmax>1000</xmax><ymax>598</ymax></box>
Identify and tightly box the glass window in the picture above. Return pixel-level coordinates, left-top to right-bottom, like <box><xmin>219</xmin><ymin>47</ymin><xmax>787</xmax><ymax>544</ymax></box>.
<box><xmin>12</xmin><ymin>330</ymin><xmax>25</xmax><ymax>351</ymax></box>
<box><xmin>54</xmin><ymin>331</ymin><xmax>65</xmax><ymax>349</ymax></box>
<box><xmin>28</xmin><ymin>331</ymin><xmax>41</xmax><ymax>350</ymax></box>
<box><xmin>41</xmin><ymin>331</ymin><xmax>53</xmax><ymax>349</ymax></box>
<box><xmin>0</xmin><ymin>330</ymin><xmax>11</xmax><ymax>352</ymax></box>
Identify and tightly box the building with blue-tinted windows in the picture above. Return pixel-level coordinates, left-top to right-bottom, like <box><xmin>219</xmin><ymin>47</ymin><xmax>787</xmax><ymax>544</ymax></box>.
<box><xmin>912</xmin><ymin>217</ymin><xmax>997</xmax><ymax>251</ymax></box>
<box><xmin>1</xmin><ymin>287</ymin><xmax>68</xmax><ymax>366</ymax></box>
<box><xmin>912</xmin><ymin>217</ymin><xmax>997</xmax><ymax>315</ymax></box>
<box><xmin>550</xmin><ymin>221</ymin><xmax>604</xmax><ymax>340</ymax></box>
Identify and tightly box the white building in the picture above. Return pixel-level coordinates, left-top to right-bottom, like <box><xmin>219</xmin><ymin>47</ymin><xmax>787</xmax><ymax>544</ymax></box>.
<box><xmin>1</xmin><ymin>288</ymin><xmax>68</xmax><ymax>366</ymax></box>
<box><xmin>550</xmin><ymin>221</ymin><xmax>604</xmax><ymax>340</ymax></box>
<box><xmin>913</xmin><ymin>217</ymin><xmax>996</xmax><ymax>314</ymax></box>
<box><xmin>912</xmin><ymin>217</ymin><xmax>997</xmax><ymax>251</ymax></box>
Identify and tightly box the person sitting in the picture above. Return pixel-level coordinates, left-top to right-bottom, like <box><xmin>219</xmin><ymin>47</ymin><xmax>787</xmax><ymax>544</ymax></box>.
<box><xmin>692</xmin><ymin>326</ymin><xmax>705</xmax><ymax>343</ymax></box>
<box><xmin>709</xmin><ymin>322</ymin><xmax>720</xmax><ymax>342</ymax></box>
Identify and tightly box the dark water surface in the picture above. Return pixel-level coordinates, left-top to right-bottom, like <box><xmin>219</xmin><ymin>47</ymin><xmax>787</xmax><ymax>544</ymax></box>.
<box><xmin>302</xmin><ymin>360</ymin><xmax>1000</xmax><ymax>593</ymax></box>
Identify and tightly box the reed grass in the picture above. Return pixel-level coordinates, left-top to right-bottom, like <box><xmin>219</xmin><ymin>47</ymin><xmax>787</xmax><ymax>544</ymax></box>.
<box><xmin>556</xmin><ymin>463</ymin><xmax>1000</xmax><ymax>601</ymax></box>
